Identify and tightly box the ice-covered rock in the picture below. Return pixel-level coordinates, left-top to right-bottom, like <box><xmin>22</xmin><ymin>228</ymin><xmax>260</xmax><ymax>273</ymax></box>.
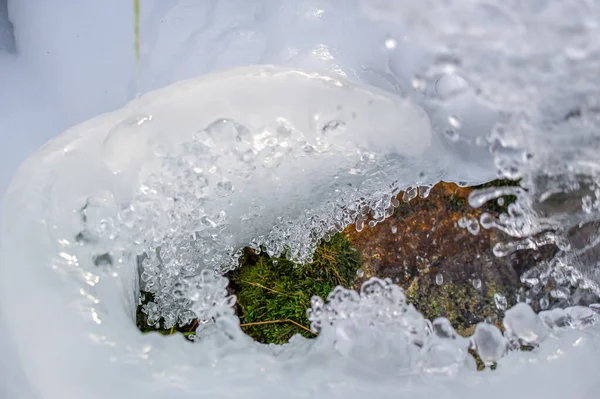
<box><xmin>2</xmin><ymin>1</ymin><xmax>600</xmax><ymax>399</ymax></box>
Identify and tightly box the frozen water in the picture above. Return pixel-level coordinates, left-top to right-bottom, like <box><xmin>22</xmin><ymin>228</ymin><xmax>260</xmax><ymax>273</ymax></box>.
<box><xmin>1</xmin><ymin>1</ymin><xmax>600</xmax><ymax>399</ymax></box>
<box><xmin>472</xmin><ymin>323</ymin><xmax>507</xmax><ymax>366</ymax></box>
<box><xmin>494</xmin><ymin>293</ymin><xmax>508</xmax><ymax>311</ymax></box>
<box><xmin>503</xmin><ymin>303</ymin><xmax>549</xmax><ymax>347</ymax></box>
<box><xmin>436</xmin><ymin>273</ymin><xmax>444</xmax><ymax>286</ymax></box>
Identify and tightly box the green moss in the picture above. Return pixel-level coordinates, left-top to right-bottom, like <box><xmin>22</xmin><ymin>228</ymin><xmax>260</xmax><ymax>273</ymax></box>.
<box><xmin>472</xmin><ymin>179</ymin><xmax>520</xmax><ymax>189</ymax></box>
<box><xmin>406</xmin><ymin>278</ymin><xmax>514</xmax><ymax>337</ymax></box>
<box><xmin>406</xmin><ymin>276</ymin><xmax>516</xmax><ymax>371</ymax></box>
<box><xmin>134</xmin><ymin>233</ymin><xmax>361</xmax><ymax>344</ymax></box>
<box><xmin>227</xmin><ymin>233</ymin><xmax>362</xmax><ymax>344</ymax></box>
<box><xmin>443</xmin><ymin>194</ymin><xmax>467</xmax><ymax>212</ymax></box>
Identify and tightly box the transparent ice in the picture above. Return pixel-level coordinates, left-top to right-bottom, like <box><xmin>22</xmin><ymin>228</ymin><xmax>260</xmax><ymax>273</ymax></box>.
<box><xmin>1</xmin><ymin>1</ymin><xmax>600</xmax><ymax>399</ymax></box>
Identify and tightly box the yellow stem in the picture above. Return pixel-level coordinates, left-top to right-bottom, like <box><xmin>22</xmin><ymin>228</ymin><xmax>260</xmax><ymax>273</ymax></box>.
<box><xmin>241</xmin><ymin>280</ymin><xmax>293</xmax><ymax>297</ymax></box>
<box><xmin>134</xmin><ymin>0</ymin><xmax>140</xmax><ymax>93</ymax></box>
<box><xmin>239</xmin><ymin>319</ymin><xmax>317</xmax><ymax>336</ymax></box>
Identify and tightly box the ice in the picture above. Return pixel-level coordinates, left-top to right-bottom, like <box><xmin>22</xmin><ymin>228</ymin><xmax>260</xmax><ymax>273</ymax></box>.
<box><xmin>494</xmin><ymin>293</ymin><xmax>508</xmax><ymax>311</ymax></box>
<box><xmin>1</xmin><ymin>1</ymin><xmax>600</xmax><ymax>399</ymax></box>
<box><xmin>503</xmin><ymin>303</ymin><xmax>549</xmax><ymax>347</ymax></box>
<box><xmin>436</xmin><ymin>273</ymin><xmax>444</xmax><ymax>286</ymax></box>
<box><xmin>472</xmin><ymin>323</ymin><xmax>507</xmax><ymax>366</ymax></box>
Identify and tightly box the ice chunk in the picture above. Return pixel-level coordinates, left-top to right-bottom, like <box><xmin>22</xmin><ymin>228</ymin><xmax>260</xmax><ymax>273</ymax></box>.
<box><xmin>565</xmin><ymin>306</ymin><xmax>598</xmax><ymax>329</ymax></box>
<box><xmin>472</xmin><ymin>323</ymin><xmax>507</xmax><ymax>366</ymax></box>
<box><xmin>494</xmin><ymin>292</ymin><xmax>508</xmax><ymax>311</ymax></box>
<box><xmin>539</xmin><ymin>308</ymin><xmax>570</xmax><ymax>329</ymax></box>
<box><xmin>503</xmin><ymin>303</ymin><xmax>548</xmax><ymax>346</ymax></box>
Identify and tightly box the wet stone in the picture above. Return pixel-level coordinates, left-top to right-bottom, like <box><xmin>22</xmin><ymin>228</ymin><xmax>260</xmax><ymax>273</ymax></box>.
<box><xmin>344</xmin><ymin>182</ymin><xmax>558</xmax><ymax>335</ymax></box>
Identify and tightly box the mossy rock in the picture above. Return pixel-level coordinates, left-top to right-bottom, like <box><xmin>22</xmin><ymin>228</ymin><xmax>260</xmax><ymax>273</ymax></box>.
<box><xmin>406</xmin><ymin>277</ymin><xmax>513</xmax><ymax>336</ymax></box>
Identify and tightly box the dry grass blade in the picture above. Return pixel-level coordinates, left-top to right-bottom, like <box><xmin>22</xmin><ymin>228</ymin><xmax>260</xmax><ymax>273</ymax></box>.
<box><xmin>239</xmin><ymin>319</ymin><xmax>318</xmax><ymax>336</ymax></box>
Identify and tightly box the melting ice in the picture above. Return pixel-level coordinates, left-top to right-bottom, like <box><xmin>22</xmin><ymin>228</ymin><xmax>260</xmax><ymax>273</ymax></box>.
<box><xmin>1</xmin><ymin>1</ymin><xmax>600</xmax><ymax>399</ymax></box>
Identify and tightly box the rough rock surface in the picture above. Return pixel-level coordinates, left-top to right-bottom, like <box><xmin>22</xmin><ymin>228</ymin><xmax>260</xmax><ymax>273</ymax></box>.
<box><xmin>344</xmin><ymin>182</ymin><xmax>558</xmax><ymax>335</ymax></box>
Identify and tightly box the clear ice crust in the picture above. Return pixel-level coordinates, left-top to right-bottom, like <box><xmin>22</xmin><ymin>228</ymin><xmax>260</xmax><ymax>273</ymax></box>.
<box><xmin>1</xmin><ymin>1</ymin><xmax>600</xmax><ymax>398</ymax></box>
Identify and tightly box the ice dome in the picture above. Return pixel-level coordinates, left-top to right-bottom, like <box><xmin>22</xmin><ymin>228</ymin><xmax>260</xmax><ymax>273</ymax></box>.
<box><xmin>1</xmin><ymin>1</ymin><xmax>600</xmax><ymax>398</ymax></box>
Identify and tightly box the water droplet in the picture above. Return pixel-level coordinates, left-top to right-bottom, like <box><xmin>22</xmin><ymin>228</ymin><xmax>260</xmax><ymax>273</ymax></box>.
<box><xmin>356</xmin><ymin>268</ymin><xmax>365</xmax><ymax>278</ymax></box>
<box><xmin>466</xmin><ymin>218</ymin><xmax>480</xmax><ymax>235</ymax></box>
<box><xmin>494</xmin><ymin>293</ymin><xmax>508</xmax><ymax>311</ymax></box>
<box><xmin>391</xmin><ymin>225</ymin><xmax>398</xmax><ymax>234</ymax></box>
<box><xmin>458</xmin><ymin>217</ymin><xmax>480</xmax><ymax>235</ymax></box>
<box><xmin>418</xmin><ymin>185</ymin><xmax>433</xmax><ymax>198</ymax></box>
<box><xmin>497</xmin><ymin>197</ymin><xmax>505</xmax><ymax>206</ymax></box>
<box><xmin>355</xmin><ymin>218</ymin><xmax>365</xmax><ymax>232</ymax></box>
<box><xmin>402</xmin><ymin>187</ymin><xmax>418</xmax><ymax>202</ymax></box>
<box><xmin>435</xmin><ymin>273</ymin><xmax>444</xmax><ymax>285</ymax></box>
<box><xmin>480</xmin><ymin>213</ymin><xmax>495</xmax><ymax>229</ymax></box>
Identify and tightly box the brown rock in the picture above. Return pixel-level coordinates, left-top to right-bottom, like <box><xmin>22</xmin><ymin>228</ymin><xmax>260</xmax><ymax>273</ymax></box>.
<box><xmin>344</xmin><ymin>182</ymin><xmax>557</xmax><ymax>334</ymax></box>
